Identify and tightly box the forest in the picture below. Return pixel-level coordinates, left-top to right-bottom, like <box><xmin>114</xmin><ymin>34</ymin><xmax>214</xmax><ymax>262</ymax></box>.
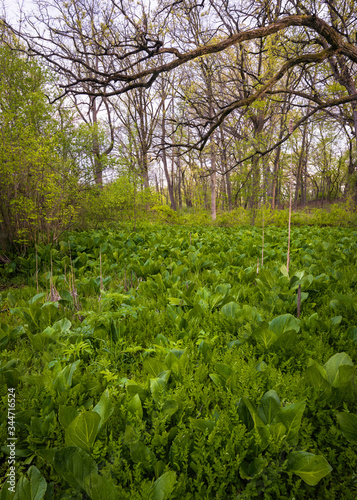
<box><xmin>0</xmin><ymin>1</ymin><xmax>357</xmax><ymax>499</ymax></box>
<box><xmin>1</xmin><ymin>0</ymin><xmax>357</xmax><ymax>251</ymax></box>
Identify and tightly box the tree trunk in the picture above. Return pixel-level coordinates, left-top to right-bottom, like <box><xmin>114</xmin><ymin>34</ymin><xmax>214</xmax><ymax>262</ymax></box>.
<box><xmin>294</xmin><ymin>104</ymin><xmax>310</xmax><ymax>208</ymax></box>
<box><xmin>210</xmin><ymin>135</ymin><xmax>217</xmax><ymax>220</ymax></box>
<box><xmin>219</xmin><ymin>125</ymin><xmax>232</xmax><ymax>211</ymax></box>
<box><xmin>177</xmin><ymin>155</ymin><xmax>182</xmax><ymax>209</ymax></box>
<box><xmin>161</xmin><ymin>96</ymin><xmax>177</xmax><ymax>210</ymax></box>
<box><xmin>141</xmin><ymin>146</ymin><xmax>149</xmax><ymax>188</ymax></box>
<box><xmin>90</xmin><ymin>98</ymin><xmax>103</xmax><ymax>186</ymax></box>
<box><xmin>207</xmin><ymin>71</ymin><xmax>217</xmax><ymax>220</ymax></box>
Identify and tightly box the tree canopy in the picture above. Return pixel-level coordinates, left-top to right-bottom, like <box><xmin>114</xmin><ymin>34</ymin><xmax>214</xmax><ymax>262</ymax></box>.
<box><xmin>3</xmin><ymin>0</ymin><xmax>357</xmax><ymax>165</ymax></box>
<box><xmin>1</xmin><ymin>0</ymin><xmax>357</xmax><ymax>248</ymax></box>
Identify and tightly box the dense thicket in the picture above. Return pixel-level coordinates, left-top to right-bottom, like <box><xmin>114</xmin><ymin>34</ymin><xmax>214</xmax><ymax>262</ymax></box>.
<box><xmin>0</xmin><ymin>46</ymin><xmax>78</xmax><ymax>250</ymax></box>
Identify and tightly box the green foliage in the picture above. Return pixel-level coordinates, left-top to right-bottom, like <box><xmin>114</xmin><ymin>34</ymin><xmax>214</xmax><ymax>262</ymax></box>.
<box><xmin>1</xmin><ymin>225</ymin><xmax>357</xmax><ymax>498</ymax></box>
<box><xmin>0</xmin><ymin>46</ymin><xmax>80</xmax><ymax>251</ymax></box>
<box><xmin>286</xmin><ymin>452</ymin><xmax>332</xmax><ymax>486</ymax></box>
<box><xmin>78</xmin><ymin>179</ymin><xmax>161</xmax><ymax>229</ymax></box>
<box><xmin>305</xmin><ymin>352</ymin><xmax>356</xmax><ymax>406</ymax></box>
<box><xmin>172</xmin><ymin>202</ymin><xmax>357</xmax><ymax>229</ymax></box>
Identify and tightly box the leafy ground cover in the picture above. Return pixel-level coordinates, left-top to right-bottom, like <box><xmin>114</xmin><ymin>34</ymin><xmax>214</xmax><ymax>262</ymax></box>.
<box><xmin>1</xmin><ymin>225</ymin><xmax>357</xmax><ymax>499</ymax></box>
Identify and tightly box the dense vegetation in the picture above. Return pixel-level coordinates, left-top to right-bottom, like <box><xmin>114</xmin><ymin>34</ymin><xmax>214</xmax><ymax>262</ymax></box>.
<box><xmin>1</xmin><ymin>1</ymin><xmax>357</xmax><ymax>497</ymax></box>
<box><xmin>2</xmin><ymin>0</ymin><xmax>357</xmax><ymax>253</ymax></box>
<box><xmin>1</xmin><ymin>225</ymin><xmax>357</xmax><ymax>499</ymax></box>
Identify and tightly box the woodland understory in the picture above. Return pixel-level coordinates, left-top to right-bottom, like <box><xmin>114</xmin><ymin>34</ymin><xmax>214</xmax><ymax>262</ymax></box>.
<box><xmin>1</xmin><ymin>0</ymin><xmax>357</xmax><ymax>253</ymax></box>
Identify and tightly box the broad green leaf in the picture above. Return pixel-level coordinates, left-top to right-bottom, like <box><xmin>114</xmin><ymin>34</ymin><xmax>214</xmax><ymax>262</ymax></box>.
<box><xmin>65</xmin><ymin>411</ymin><xmax>100</xmax><ymax>453</ymax></box>
<box><xmin>27</xmin><ymin>466</ymin><xmax>47</xmax><ymax>500</ymax></box>
<box><xmin>273</xmin><ymin>330</ymin><xmax>298</xmax><ymax>350</ymax></box>
<box><xmin>305</xmin><ymin>313</ymin><xmax>319</xmax><ymax>330</ymax></box>
<box><xmin>332</xmin><ymin>364</ymin><xmax>354</xmax><ymax>389</ymax></box>
<box><xmin>305</xmin><ymin>360</ymin><xmax>330</xmax><ymax>398</ymax></box>
<box><xmin>52</xmin><ymin>317</ymin><xmax>72</xmax><ymax>333</ymax></box>
<box><xmin>241</xmin><ymin>397</ymin><xmax>265</xmax><ymax>428</ymax></box>
<box><xmin>215</xmin><ymin>363</ymin><xmax>233</xmax><ymax>380</ymax></box>
<box><xmin>126</xmin><ymin>380</ymin><xmax>148</xmax><ymax>400</ymax></box>
<box><xmin>227</xmin><ymin>339</ymin><xmax>243</xmax><ymax>348</ymax></box>
<box><xmin>240</xmin><ymin>457</ymin><xmax>267</xmax><ymax>479</ymax></box>
<box><xmin>152</xmin><ymin>471</ymin><xmax>177</xmax><ymax>500</ymax></box>
<box><xmin>237</xmin><ymin>398</ymin><xmax>254</xmax><ymax>430</ymax></box>
<box><xmin>198</xmin><ymin>340</ymin><xmax>212</xmax><ymax>362</ymax></box>
<box><xmin>161</xmin><ymin>399</ymin><xmax>179</xmax><ymax>417</ymax></box>
<box><xmin>54</xmin><ymin>447</ymin><xmax>98</xmax><ymax>493</ymax></box>
<box><xmin>347</xmin><ymin>326</ymin><xmax>357</xmax><ymax>343</ymax></box>
<box><xmin>287</xmin><ymin>451</ymin><xmax>332</xmax><ymax>486</ymax></box>
<box><xmin>123</xmin><ymin>424</ymin><xmax>141</xmax><ymax>446</ymax></box>
<box><xmin>215</xmin><ymin>284</ymin><xmax>231</xmax><ymax>296</ymax></box>
<box><xmin>130</xmin><ymin>441</ymin><xmax>156</xmax><ymax>466</ymax></box>
<box><xmin>209</xmin><ymin>373</ymin><xmax>224</xmax><ymax>387</ymax></box>
<box><xmin>93</xmin><ymin>389</ymin><xmax>114</xmax><ymax>430</ymax></box>
<box><xmin>280</xmin><ymin>264</ymin><xmax>289</xmax><ymax>279</ymax></box>
<box><xmin>189</xmin><ymin>418</ymin><xmax>215</xmax><ymax>433</ymax></box>
<box><xmin>257</xmin><ymin>268</ymin><xmax>277</xmax><ymax>289</ymax></box>
<box><xmin>166</xmin><ymin>305</ymin><xmax>178</xmax><ymax>322</ymax></box>
<box><xmin>28</xmin><ymin>293</ymin><xmax>46</xmax><ymax>305</ymax></box>
<box><xmin>84</xmin><ymin>473</ymin><xmax>118</xmax><ymax>500</ymax></box>
<box><xmin>154</xmin><ymin>460</ymin><xmax>166</xmax><ymax>479</ymax></box>
<box><xmin>0</xmin><ymin>447</ymin><xmax>31</xmax><ymax>458</ymax></box>
<box><xmin>255</xmin><ymin>361</ymin><xmax>268</xmax><ymax>372</ymax></box>
<box><xmin>0</xmin><ymin>482</ymin><xmax>15</xmax><ymax>500</ymax></box>
<box><xmin>337</xmin><ymin>412</ymin><xmax>357</xmax><ymax>442</ymax></box>
<box><xmin>330</xmin><ymin>316</ymin><xmax>342</xmax><ymax>327</ymax></box>
<box><xmin>13</xmin><ymin>477</ymin><xmax>31</xmax><ymax>500</ymax></box>
<box><xmin>154</xmin><ymin>334</ymin><xmax>169</xmax><ymax>346</ymax></box>
<box><xmin>221</xmin><ymin>301</ymin><xmax>240</xmax><ymax>319</ymax></box>
<box><xmin>278</xmin><ymin>401</ymin><xmax>306</xmax><ymax>446</ymax></box>
<box><xmin>252</xmin><ymin>323</ymin><xmax>277</xmax><ymax>349</ymax></box>
<box><xmin>324</xmin><ymin>352</ymin><xmax>353</xmax><ymax>386</ymax></box>
<box><xmin>269</xmin><ymin>314</ymin><xmax>300</xmax><ymax>336</ymax></box>
<box><xmin>59</xmin><ymin>406</ymin><xmax>79</xmax><ymax>429</ymax></box>
<box><xmin>58</xmin><ymin>290</ymin><xmax>74</xmax><ymax>307</ymax></box>
<box><xmin>298</xmin><ymin>274</ymin><xmax>314</xmax><ymax>290</ymax></box>
<box><xmin>269</xmin><ymin>421</ymin><xmax>287</xmax><ymax>442</ymax></box>
<box><xmin>209</xmin><ymin>292</ymin><xmax>226</xmax><ymax>310</ymax></box>
<box><xmin>41</xmin><ymin>302</ymin><xmax>59</xmax><ymax>316</ymax></box>
<box><xmin>144</xmin><ymin>358</ymin><xmax>166</xmax><ymax>377</ymax></box>
<box><xmin>53</xmin><ymin>360</ymin><xmax>80</xmax><ymax>393</ymax></box>
<box><xmin>167</xmin><ymin>297</ymin><xmax>184</xmax><ymax>306</ymax></box>
<box><xmin>177</xmin><ymin>350</ymin><xmax>189</xmax><ymax>369</ymax></box>
<box><xmin>127</xmin><ymin>394</ymin><xmax>143</xmax><ymax>420</ymax></box>
<box><xmin>14</xmin><ymin>466</ymin><xmax>47</xmax><ymax>500</ymax></box>
<box><xmin>242</xmin><ymin>305</ymin><xmax>262</xmax><ymax>323</ymax></box>
<box><xmin>2</xmin><ymin>368</ymin><xmax>21</xmax><ymax>388</ymax></box>
<box><xmin>158</xmin><ymin>370</ymin><xmax>171</xmax><ymax>383</ymax></box>
<box><xmin>258</xmin><ymin>390</ymin><xmax>281</xmax><ymax>425</ymax></box>
<box><xmin>150</xmin><ymin>377</ymin><xmax>167</xmax><ymax>403</ymax></box>
<box><xmin>164</xmin><ymin>351</ymin><xmax>179</xmax><ymax>370</ymax></box>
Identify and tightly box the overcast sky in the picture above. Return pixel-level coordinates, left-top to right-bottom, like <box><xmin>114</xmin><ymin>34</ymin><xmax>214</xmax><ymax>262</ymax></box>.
<box><xmin>3</xmin><ymin>0</ymin><xmax>31</xmax><ymax>22</ymax></box>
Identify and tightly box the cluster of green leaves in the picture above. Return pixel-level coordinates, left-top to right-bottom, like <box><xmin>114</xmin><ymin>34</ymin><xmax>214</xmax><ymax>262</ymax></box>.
<box><xmin>1</xmin><ymin>225</ymin><xmax>357</xmax><ymax>499</ymax></box>
<box><xmin>0</xmin><ymin>45</ymin><xmax>84</xmax><ymax>251</ymax></box>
